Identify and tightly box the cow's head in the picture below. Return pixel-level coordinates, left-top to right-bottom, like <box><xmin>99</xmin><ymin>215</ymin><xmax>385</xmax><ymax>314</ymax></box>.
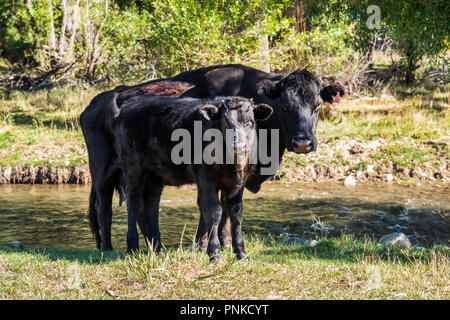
<box><xmin>258</xmin><ymin>68</ymin><xmax>344</xmax><ymax>153</ymax></box>
<box><xmin>199</xmin><ymin>97</ymin><xmax>272</xmax><ymax>171</ymax></box>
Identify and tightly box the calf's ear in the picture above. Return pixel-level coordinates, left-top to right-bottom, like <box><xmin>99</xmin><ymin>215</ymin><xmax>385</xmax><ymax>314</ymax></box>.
<box><xmin>253</xmin><ymin>103</ymin><xmax>273</xmax><ymax>121</ymax></box>
<box><xmin>320</xmin><ymin>84</ymin><xmax>345</xmax><ymax>104</ymax></box>
<box><xmin>199</xmin><ymin>104</ymin><xmax>220</xmax><ymax>121</ymax></box>
<box><xmin>257</xmin><ymin>79</ymin><xmax>281</xmax><ymax>99</ymax></box>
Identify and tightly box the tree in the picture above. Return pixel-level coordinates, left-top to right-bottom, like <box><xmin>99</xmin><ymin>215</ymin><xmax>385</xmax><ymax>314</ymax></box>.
<box><xmin>308</xmin><ymin>0</ymin><xmax>450</xmax><ymax>83</ymax></box>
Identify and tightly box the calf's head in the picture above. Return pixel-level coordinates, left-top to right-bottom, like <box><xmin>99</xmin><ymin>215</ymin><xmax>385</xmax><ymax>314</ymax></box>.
<box><xmin>258</xmin><ymin>68</ymin><xmax>344</xmax><ymax>154</ymax></box>
<box><xmin>199</xmin><ymin>97</ymin><xmax>272</xmax><ymax>171</ymax></box>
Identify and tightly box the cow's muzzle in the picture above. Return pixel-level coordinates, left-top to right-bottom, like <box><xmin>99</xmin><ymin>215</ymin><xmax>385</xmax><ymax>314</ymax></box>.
<box><xmin>290</xmin><ymin>138</ymin><xmax>315</xmax><ymax>154</ymax></box>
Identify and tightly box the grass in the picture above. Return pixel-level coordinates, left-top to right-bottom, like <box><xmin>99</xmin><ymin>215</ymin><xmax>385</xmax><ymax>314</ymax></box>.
<box><xmin>318</xmin><ymin>82</ymin><xmax>449</xmax><ymax>142</ymax></box>
<box><xmin>0</xmin><ymin>236</ymin><xmax>448</xmax><ymax>299</ymax></box>
<box><xmin>0</xmin><ymin>86</ymin><xmax>101</xmax><ymax>167</ymax></box>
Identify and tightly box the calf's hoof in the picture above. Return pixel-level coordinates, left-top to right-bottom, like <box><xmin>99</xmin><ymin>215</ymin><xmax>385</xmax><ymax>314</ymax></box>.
<box><xmin>210</xmin><ymin>255</ymin><xmax>222</xmax><ymax>263</ymax></box>
<box><xmin>189</xmin><ymin>243</ymin><xmax>206</xmax><ymax>252</ymax></box>
<box><xmin>209</xmin><ymin>252</ymin><xmax>222</xmax><ymax>263</ymax></box>
<box><xmin>220</xmin><ymin>238</ymin><xmax>232</xmax><ymax>249</ymax></box>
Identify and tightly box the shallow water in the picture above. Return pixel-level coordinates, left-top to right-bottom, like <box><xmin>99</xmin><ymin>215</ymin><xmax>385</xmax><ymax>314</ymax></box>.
<box><xmin>0</xmin><ymin>182</ymin><xmax>448</xmax><ymax>249</ymax></box>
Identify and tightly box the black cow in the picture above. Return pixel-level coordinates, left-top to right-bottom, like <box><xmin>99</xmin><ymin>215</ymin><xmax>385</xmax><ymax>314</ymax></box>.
<box><xmin>109</xmin><ymin>94</ymin><xmax>272</xmax><ymax>260</ymax></box>
<box><xmin>80</xmin><ymin>64</ymin><xmax>344</xmax><ymax>251</ymax></box>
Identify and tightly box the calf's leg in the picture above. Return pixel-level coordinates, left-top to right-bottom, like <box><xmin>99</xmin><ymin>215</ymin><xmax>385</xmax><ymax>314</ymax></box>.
<box><xmin>194</xmin><ymin>197</ymin><xmax>209</xmax><ymax>251</ymax></box>
<box><xmin>195</xmin><ymin>201</ymin><xmax>232</xmax><ymax>250</ymax></box>
<box><xmin>221</xmin><ymin>188</ymin><xmax>247</xmax><ymax>260</ymax></box>
<box><xmin>197</xmin><ymin>180</ymin><xmax>222</xmax><ymax>262</ymax></box>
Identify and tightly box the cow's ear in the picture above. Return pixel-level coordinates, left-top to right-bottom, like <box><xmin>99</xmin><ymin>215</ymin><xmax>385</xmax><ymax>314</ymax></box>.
<box><xmin>320</xmin><ymin>84</ymin><xmax>345</xmax><ymax>104</ymax></box>
<box><xmin>253</xmin><ymin>103</ymin><xmax>273</xmax><ymax>121</ymax></box>
<box><xmin>257</xmin><ymin>79</ymin><xmax>281</xmax><ymax>99</ymax></box>
<box><xmin>199</xmin><ymin>104</ymin><xmax>220</xmax><ymax>120</ymax></box>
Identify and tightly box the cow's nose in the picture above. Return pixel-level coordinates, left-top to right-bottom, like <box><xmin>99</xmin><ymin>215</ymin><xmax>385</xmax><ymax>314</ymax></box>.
<box><xmin>291</xmin><ymin>139</ymin><xmax>314</xmax><ymax>154</ymax></box>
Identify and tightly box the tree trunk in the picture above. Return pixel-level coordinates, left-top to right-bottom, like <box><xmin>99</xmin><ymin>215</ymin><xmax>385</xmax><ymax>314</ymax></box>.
<box><xmin>58</xmin><ymin>0</ymin><xmax>68</xmax><ymax>57</ymax></box>
<box><xmin>404</xmin><ymin>41</ymin><xmax>417</xmax><ymax>84</ymax></box>
<box><xmin>258</xmin><ymin>21</ymin><xmax>271</xmax><ymax>73</ymax></box>
<box><xmin>295</xmin><ymin>0</ymin><xmax>306</xmax><ymax>32</ymax></box>
<box><xmin>47</xmin><ymin>0</ymin><xmax>56</xmax><ymax>51</ymax></box>
<box><xmin>284</xmin><ymin>0</ymin><xmax>307</xmax><ymax>32</ymax></box>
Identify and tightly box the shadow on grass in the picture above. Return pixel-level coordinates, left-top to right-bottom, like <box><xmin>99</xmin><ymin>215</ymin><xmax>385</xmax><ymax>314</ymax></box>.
<box><xmin>0</xmin><ymin>246</ymin><xmax>126</xmax><ymax>264</ymax></box>
<box><xmin>258</xmin><ymin>237</ymin><xmax>444</xmax><ymax>265</ymax></box>
<box><xmin>0</xmin><ymin>110</ymin><xmax>79</xmax><ymax>130</ymax></box>
<box><xmin>390</xmin><ymin>83</ymin><xmax>448</xmax><ymax>104</ymax></box>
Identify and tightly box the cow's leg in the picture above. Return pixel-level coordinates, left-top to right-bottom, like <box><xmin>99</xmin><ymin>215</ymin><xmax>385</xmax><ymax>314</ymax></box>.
<box><xmin>221</xmin><ymin>188</ymin><xmax>247</xmax><ymax>260</ymax></box>
<box><xmin>124</xmin><ymin>168</ymin><xmax>144</xmax><ymax>253</ymax></box>
<box><xmin>85</xmin><ymin>138</ymin><xmax>116</xmax><ymax>251</ymax></box>
<box><xmin>197</xmin><ymin>179</ymin><xmax>222</xmax><ymax>262</ymax></box>
<box><xmin>93</xmin><ymin>176</ymin><xmax>115</xmax><ymax>251</ymax></box>
<box><xmin>138</xmin><ymin>180</ymin><xmax>164</xmax><ymax>253</ymax></box>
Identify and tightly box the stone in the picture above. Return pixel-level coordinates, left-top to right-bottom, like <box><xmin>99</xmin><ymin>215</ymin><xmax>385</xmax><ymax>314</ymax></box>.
<box><xmin>3</xmin><ymin>167</ymin><xmax>11</xmax><ymax>181</ymax></box>
<box><xmin>8</xmin><ymin>241</ymin><xmax>24</xmax><ymax>249</ymax></box>
<box><xmin>310</xmin><ymin>222</ymin><xmax>334</xmax><ymax>232</ymax></box>
<box><xmin>305</xmin><ymin>239</ymin><xmax>318</xmax><ymax>247</ymax></box>
<box><xmin>344</xmin><ymin>175</ymin><xmax>356</xmax><ymax>186</ymax></box>
<box><xmin>282</xmin><ymin>237</ymin><xmax>304</xmax><ymax>245</ymax></box>
<box><xmin>379</xmin><ymin>232</ymin><xmax>412</xmax><ymax>249</ymax></box>
<box><xmin>384</xmin><ymin>173</ymin><xmax>393</xmax><ymax>182</ymax></box>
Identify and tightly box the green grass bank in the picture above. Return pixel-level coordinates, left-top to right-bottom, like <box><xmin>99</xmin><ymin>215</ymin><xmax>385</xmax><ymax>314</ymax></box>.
<box><xmin>0</xmin><ymin>236</ymin><xmax>448</xmax><ymax>299</ymax></box>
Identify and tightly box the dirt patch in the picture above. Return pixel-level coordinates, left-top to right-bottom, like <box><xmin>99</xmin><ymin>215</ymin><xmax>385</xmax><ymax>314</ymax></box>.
<box><xmin>0</xmin><ymin>165</ymin><xmax>90</xmax><ymax>184</ymax></box>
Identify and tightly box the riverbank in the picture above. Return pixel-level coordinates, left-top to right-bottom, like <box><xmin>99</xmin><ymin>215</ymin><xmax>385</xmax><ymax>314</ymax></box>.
<box><xmin>0</xmin><ymin>236</ymin><xmax>448</xmax><ymax>299</ymax></box>
<box><xmin>0</xmin><ymin>82</ymin><xmax>448</xmax><ymax>184</ymax></box>
<box><xmin>0</xmin><ymin>135</ymin><xmax>448</xmax><ymax>184</ymax></box>
<box><xmin>0</xmin><ymin>134</ymin><xmax>448</xmax><ymax>184</ymax></box>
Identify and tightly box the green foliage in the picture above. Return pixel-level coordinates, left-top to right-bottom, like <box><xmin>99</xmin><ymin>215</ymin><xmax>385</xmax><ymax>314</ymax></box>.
<box><xmin>309</xmin><ymin>0</ymin><xmax>450</xmax><ymax>82</ymax></box>
<box><xmin>1</xmin><ymin>0</ymin><xmax>447</xmax><ymax>83</ymax></box>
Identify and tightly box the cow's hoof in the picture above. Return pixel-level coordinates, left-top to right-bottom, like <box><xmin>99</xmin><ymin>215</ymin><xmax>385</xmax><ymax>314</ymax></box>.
<box><xmin>127</xmin><ymin>246</ymin><xmax>139</xmax><ymax>254</ymax></box>
<box><xmin>153</xmin><ymin>246</ymin><xmax>164</xmax><ymax>254</ymax></box>
<box><xmin>236</xmin><ymin>252</ymin><xmax>248</xmax><ymax>260</ymax></box>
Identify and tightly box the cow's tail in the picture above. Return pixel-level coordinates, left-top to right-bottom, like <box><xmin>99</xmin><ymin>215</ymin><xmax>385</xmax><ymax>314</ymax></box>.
<box><xmin>88</xmin><ymin>185</ymin><xmax>102</xmax><ymax>249</ymax></box>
